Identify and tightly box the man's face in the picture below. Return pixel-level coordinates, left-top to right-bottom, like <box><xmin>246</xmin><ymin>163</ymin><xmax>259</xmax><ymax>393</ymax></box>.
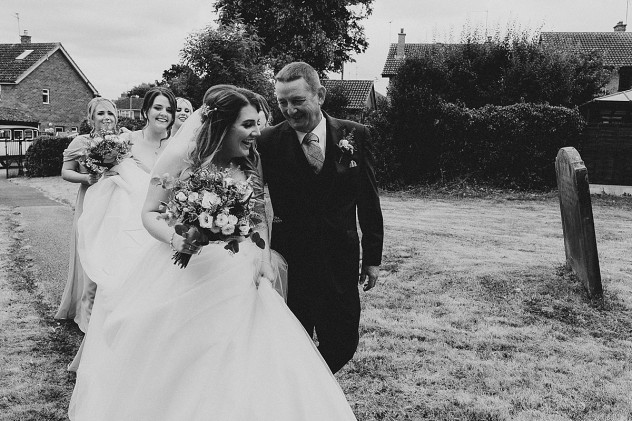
<box><xmin>275</xmin><ymin>78</ymin><xmax>326</xmax><ymax>133</ymax></box>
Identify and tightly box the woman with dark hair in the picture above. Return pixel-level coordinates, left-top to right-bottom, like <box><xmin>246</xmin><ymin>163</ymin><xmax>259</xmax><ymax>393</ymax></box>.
<box><xmin>69</xmin><ymin>85</ymin><xmax>357</xmax><ymax>420</ymax></box>
<box><xmin>126</xmin><ymin>86</ymin><xmax>177</xmax><ymax>171</ymax></box>
<box><xmin>64</xmin><ymin>87</ymin><xmax>178</xmax><ymax>371</ymax></box>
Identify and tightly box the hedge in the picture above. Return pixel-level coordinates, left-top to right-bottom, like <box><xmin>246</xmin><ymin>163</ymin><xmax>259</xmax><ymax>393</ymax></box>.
<box><xmin>24</xmin><ymin>135</ymin><xmax>74</xmax><ymax>177</ymax></box>
<box><xmin>435</xmin><ymin>102</ymin><xmax>586</xmax><ymax>189</ymax></box>
<box><xmin>369</xmin><ymin>101</ymin><xmax>586</xmax><ymax>190</ymax></box>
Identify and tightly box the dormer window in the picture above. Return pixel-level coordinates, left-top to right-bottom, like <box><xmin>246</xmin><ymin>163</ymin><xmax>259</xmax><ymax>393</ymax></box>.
<box><xmin>42</xmin><ymin>89</ymin><xmax>50</xmax><ymax>104</ymax></box>
<box><xmin>16</xmin><ymin>49</ymin><xmax>34</xmax><ymax>60</ymax></box>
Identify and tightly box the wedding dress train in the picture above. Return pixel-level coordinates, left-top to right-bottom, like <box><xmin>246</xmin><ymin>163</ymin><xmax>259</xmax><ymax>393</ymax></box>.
<box><xmin>69</xmin><ymin>234</ymin><xmax>356</xmax><ymax>420</ymax></box>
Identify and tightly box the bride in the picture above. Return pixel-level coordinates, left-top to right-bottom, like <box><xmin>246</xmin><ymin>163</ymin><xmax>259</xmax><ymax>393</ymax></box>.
<box><xmin>69</xmin><ymin>85</ymin><xmax>357</xmax><ymax>420</ymax></box>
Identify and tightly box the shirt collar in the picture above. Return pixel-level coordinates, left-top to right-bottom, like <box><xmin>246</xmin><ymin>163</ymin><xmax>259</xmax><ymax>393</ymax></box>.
<box><xmin>296</xmin><ymin>112</ymin><xmax>326</xmax><ymax>144</ymax></box>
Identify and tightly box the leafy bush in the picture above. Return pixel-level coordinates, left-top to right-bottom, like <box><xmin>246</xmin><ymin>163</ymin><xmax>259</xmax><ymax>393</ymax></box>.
<box><xmin>370</xmin><ymin>98</ymin><xmax>585</xmax><ymax>190</ymax></box>
<box><xmin>436</xmin><ymin>102</ymin><xmax>586</xmax><ymax>189</ymax></box>
<box><xmin>364</xmin><ymin>97</ymin><xmax>402</xmax><ymax>189</ymax></box>
<box><xmin>374</xmin><ymin>35</ymin><xmax>600</xmax><ymax>190</ymax></box>
<box><xmin>322</xmin><ymin>83</ymin><xmax>349</xmax><ymax>120</ymax></box>
<box><xmin>118</xmin><ymin>117</ymin><xmax>145</xmax><ymax>131</ymax></box>
<box><xmin>25</xmin><ymin>135</ymin><xmax>74</xmax><ymax>177</ymax></box>
<box><xmin>393</xmin><ymin>33</ymin><xmax>610</xmax><ymax>109</ymax></box>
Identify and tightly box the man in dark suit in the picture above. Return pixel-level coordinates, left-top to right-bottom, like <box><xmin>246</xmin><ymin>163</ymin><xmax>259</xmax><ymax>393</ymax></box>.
<box><xmin>258</xmin><ymin>62</ymin><xmax>383</xmax><ymax>373</ymax></box>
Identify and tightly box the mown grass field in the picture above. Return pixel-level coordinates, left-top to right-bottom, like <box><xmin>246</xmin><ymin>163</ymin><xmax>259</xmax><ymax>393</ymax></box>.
<box><xmin>2</xmin><ymin>177</ymin><xmax>632</xmax><ymax>420</ymax></box>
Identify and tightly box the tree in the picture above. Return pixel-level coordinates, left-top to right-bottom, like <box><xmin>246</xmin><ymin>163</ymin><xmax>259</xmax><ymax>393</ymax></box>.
<box><xmin>126</xmin><ymin>82</ymin><xmax>158</xmax><ymax>98</ymax></box>
<box><xmin>179</xmin><ymin>22</ymin><xmax>274</xmax><ymax>101</ymax></box>
<box><xmin>398</xmin><ymin>34</ymin><xmax>610</xmax><ymax>108</ymax></box>
<box><xmin>321</xmin><ymin>83</ymin><xmax>349</xmax><ymax>119</ymax></box>
<box><xmin>213</xmin><ymin>0</ymin><xmax>374</xmax><ymax>73</ymax></box>
<box><xmin>161</xmin><ymin>64</ymin><xmax>204</xmax><ymax>107</ymax></box>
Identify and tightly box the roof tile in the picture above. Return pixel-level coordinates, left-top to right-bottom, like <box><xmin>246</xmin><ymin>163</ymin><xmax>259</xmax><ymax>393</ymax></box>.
<box><xmin>382</xmin><ymin>43</ymin><xmax>453</xmax><ymax>77</ymax></box>
<box><xmin>0</xmin><ymin>106</ymin><xmax>38</xmax><ymax>123</ymax></box>
<box><xmin>0</xmin><ymin>42</ymin><xmax>59</xmax><ymax>83</ymax></box>
<box><xmin>540</xmin><ymin>32</ymin><xmax>632</xmax><ymax>66</ymax></box>
<box><xmin>322</xmin><ymin>79</ymin><xmax>374</xmax><ymax>110</ymax></box>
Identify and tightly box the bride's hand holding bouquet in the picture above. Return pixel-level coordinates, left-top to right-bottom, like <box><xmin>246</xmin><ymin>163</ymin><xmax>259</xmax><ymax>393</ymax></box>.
<box><xmin>152</xmin><ymin>164</ymin><xmax>266</xmax><ymax>268</ymax></box>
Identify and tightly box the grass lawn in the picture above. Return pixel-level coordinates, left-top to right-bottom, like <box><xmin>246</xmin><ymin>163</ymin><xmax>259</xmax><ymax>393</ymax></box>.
<box><xmin>3</xmin><ymin>176</ymin><xmax>632</xmax><ymax>420</ymax></box>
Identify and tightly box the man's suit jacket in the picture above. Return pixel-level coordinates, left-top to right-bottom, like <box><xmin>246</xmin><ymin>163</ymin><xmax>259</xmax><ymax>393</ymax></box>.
<box><xmin>258</xmin><ymin>113</ymin><xmax>383</xmax><ymax>293</ymax></box>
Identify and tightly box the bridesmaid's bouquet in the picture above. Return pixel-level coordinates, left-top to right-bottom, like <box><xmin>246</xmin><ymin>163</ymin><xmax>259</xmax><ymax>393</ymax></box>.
<box><xmin>152</xmin><ymin>165</ymin><xmax>266</xmax><ymax>268</ymax></box>
<box><xmin>83</xmin><ymin>129</ymin><xmax>132</xmax><ymax>174</ymax></box>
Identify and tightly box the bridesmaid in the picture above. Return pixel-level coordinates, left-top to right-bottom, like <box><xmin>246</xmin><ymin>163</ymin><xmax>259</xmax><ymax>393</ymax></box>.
<box><xmin>67</xmin><ymin>87</ymin><xmax>177</xmax><ymax>371</ymax></box>
<box><xmin>126</xmin><ymin>87</ymin><xmax>177</xmax><ymax>171</ymax></box>
<box><xmin>171</xmin><ymin>96</ymin><xmax>193</xmax><ymax>137</ymax></box>
<box><xmin>55</xmin><ymin>97</ymin><xmax>116</xmax><ymax>332</ymax></box>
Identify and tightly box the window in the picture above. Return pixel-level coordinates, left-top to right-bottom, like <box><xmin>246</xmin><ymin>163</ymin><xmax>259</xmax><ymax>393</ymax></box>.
<box><xmin>118</xmin><ymin>110</ymin><xmax>134</xmax><ymax>119</ymax></box>
<box><xmin>42</xmin><ymin>89</ymin><xmax>50</xmax><ymax>104</ymax></box>
<box><xmin>16</xmin><ymin>49</ymin><xmax>34</xmax><ymax>60</ymax></box>
<box><xmin>55</xmin><ymin>127</ymin><xmax>64</xmax><ymax>135</ymax></box>
<box><xmin>24</xmin><ymin>130</ymin><xmax>34</xmax><ymax>139</ymax></box>
<box><xmin>71</xmin><ymin>127</ymin><xmax>78</xmax><ymax>133</ymax></box>
<box><xmin>14</xmin><ymin>130</ymin><xmax>23</xmax><ymax>141</ymax></box>
<box><xmin>1</xmin><ymin>130</ymin><xmax>12</xmax><ymax>140</ymax></box>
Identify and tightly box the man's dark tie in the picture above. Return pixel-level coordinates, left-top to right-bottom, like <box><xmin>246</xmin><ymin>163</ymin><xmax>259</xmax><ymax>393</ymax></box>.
<box><xmin>302</xmin><ymin>132</ymin><xmax>324</xmax><ymax>174</ymax></box>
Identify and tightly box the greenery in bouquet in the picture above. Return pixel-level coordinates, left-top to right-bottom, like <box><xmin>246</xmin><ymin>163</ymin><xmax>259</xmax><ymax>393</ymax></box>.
<box><xmin>82</xmin><ymin>129</ymin><xmax>132</xmax><ymax>174</ymax></box>
<box><xmin>152</xmin><ymin>165</ymin><xmax>266</xmax><ymax>268</ymax></box>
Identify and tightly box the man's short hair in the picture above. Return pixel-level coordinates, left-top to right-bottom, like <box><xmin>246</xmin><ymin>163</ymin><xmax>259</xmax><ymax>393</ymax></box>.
<box><xmin>275</xmin><ymin>62</ymin><xmax>321</xmax><ymax>94</ymax></box>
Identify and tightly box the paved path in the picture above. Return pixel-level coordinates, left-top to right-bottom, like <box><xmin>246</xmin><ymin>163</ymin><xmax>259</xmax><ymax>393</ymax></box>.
<box><xmin>0</xmin><ymin>178</ymin><xmax>73</xmax><ymax>308</ymax></box>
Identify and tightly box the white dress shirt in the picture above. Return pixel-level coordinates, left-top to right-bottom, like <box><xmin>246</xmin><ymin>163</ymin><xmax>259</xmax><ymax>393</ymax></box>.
<box><xmin>295</xmin><ymin>113</ymin><xmax>327</xmax><ymax>156</ymax></box>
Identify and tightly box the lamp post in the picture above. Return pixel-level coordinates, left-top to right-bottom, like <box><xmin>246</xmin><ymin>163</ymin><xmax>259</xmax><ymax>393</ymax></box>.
<box><xmin>129</xmin><ymin>94</ymin><xmax>139</xmax><ymax>118</ymax></box>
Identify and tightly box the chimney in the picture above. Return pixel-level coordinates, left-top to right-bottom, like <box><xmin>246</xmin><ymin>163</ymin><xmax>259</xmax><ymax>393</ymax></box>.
<box><xmin>20</xmin><ymin>30</ymin><xmax>31</xmax><ymax>44</ymax></box>
<box><xmin>395</xmin><ymin>28</ymin><xmax>406</xmax><ymax>59</ymax></box>
<box><xmin>614</xmin><ymin>21</ymin><xmax>627</xmax><ymax>32</ymax></box>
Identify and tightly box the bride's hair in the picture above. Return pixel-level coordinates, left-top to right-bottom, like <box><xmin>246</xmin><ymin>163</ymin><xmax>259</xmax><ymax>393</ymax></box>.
<box><xmin>189</xmin><ymin>84</ymin><xmax>261</xmax><ymax>168</ymax></box>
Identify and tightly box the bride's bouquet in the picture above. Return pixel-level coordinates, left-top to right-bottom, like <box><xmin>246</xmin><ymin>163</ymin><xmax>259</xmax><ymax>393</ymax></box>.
<box><xmin>83</xmin><ymin>129</ymin><xmax>132</xmax><ymax>174</ymax></box>
<box><xmin>152</xmin><ymin>165</ymin><xmax>266</xmax><ymax>268</ymax></box>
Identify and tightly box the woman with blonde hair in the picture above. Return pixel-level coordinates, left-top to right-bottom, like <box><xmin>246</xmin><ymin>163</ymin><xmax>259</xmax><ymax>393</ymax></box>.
<box><xmin>172</xmin><ymin>96</ymin><xmax>193</xmax><ymax>136</ymax></box>
<box><xmin>55</xmin><ymin>97</ymin><xmax>117</xmax><ymax>332</ymax></box>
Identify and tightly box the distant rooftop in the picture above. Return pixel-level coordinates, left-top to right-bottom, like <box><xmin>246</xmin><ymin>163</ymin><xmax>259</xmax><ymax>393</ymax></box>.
<box><xmin>0</xmin><ymin>42</ymin><xmax>60</xmax><ymax>83</ymax></box>
<box><xmin>540</xmin><ymin>31</ymin><xmax>632</xmax><ymax>67</ymax></box>
<box><xmin>322</xmin><ymin>79</ymin><xmax>374</xmax><ymax>110</ymax></box>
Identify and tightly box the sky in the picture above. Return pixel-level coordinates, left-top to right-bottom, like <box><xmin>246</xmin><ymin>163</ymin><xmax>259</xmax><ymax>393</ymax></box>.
<box><xmin>1</xmin><ymin>0</ymin><xmax>631</xmax><ymax>99</ymax></box>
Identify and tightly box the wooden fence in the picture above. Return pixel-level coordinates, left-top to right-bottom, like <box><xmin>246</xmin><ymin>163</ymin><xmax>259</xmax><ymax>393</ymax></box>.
<box><xmin>580</xmin><ymin>124</ymin><xmax>632</xmax><ymax>186</ymax></box>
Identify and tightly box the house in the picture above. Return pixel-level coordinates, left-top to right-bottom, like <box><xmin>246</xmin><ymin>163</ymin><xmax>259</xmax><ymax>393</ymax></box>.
<box><xmin>321</xmin><ymin>79</ymin><xmax>378</xmax><ymax>122</ymax></box>
<box><xmin>114</xmin><ymin>95</ymin><xmax>144</xmax><ymax>119</ymax></box>
<box><xmin>0</xmin><ymin>106</ymin><xmax>39</xmax><ymax>141</ymax></box>
<box><xmin>381</xmin><ymin>29</ymin><xmax>455</xmax><ymax>90</ymax></box>
<box><xmin>0</xmin><ymin>106</ymin><xmax>39</xmax><ymax>176</ymax></box>
<box><xmin>0</xmin><ymin>30</ymin><xmax>99</xmax><ymax>138</ymax></box>
<box><xmin>540</xmin><ymin>22</ymin><xmax>632</xmax><ymax>94</ymax></box>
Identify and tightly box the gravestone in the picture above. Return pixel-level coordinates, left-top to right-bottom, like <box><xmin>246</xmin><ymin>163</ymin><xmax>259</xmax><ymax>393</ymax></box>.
<box><xmin>555</xmin><ymin>147</ymin><xmax>602</xmax><ymax>297</ymax></box>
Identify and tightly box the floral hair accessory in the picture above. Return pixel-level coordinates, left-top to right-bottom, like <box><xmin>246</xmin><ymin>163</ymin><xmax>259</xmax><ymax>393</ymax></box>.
<box><xmin>200</xmin><ymin>104</ymin><xmax>218</xmax><ymax>122</ymax></box>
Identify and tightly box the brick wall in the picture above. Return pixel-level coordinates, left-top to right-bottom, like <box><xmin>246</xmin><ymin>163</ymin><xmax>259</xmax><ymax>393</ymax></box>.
<box><xmin>0</xmin><ymin>49</ymin><xmax>95</xmax><ymax>131</ymax></box>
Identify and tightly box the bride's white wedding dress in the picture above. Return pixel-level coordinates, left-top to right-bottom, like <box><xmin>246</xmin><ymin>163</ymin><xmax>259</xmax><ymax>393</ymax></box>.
<box><xmin>69</xmin><ymin>188</ymin><xmax>357</xmax><ymax>420</ymax></box>
<box><xmin>77</xmin><ymin>157</ymin><xmax>153</xmax><ymax>290</ymax></box>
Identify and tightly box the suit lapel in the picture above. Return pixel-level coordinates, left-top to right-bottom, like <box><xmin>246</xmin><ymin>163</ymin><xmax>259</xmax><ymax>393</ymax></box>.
<box><xmin>278</xmin><ymin>122</ymin><xmax>314</xmax><ymax>180</ymax></box>
<box><xmin>320</xmin><ymin>114</ymin><xmax>345</xmax><ymax>197</ymax></box>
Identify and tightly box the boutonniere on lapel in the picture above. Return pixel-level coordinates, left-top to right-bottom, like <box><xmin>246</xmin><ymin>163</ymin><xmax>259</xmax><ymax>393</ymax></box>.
<box><xmin>337</xmin><ymin>129</ymin><xmax>357</xmax><ymax>168</ymax></box>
